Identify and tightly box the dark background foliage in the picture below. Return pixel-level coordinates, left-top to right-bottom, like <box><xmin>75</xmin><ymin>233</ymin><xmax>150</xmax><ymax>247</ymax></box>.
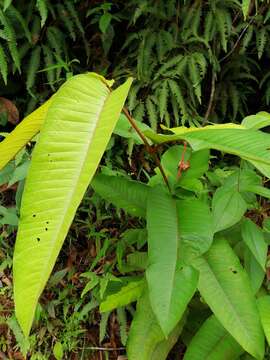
<box><xmin>1</xmin><ymin>1</ymin><xmax>270</xmax><ymax>359</ymax></box>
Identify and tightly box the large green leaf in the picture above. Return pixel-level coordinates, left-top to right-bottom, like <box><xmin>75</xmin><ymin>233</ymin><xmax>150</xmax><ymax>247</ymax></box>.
<box><xmin>13</xmin><ymin>73</ymin><xmax>132</xmax><ymax>336</ymax></box>
<box><xmin>177</xmin><ymin>198</ymin><xmax>214</xmax><ymax>263</ymax></box>
<box><xmin>126</xmin><ymin>289</ymin><xmax>186</xmax><ymax>360</ymax></box>
<box><xmin>241</xmin><ymin>219</ymin><xmax>267</xmax><ymax>271</ymax></box>
<box><xmin>146</xmin><ymin>186</ymin><xmax>198</xmax><ymax>336</ymax></box>
<box><xmin>184</xmin><ymin>315</ymin><xmax>244</xmax><ymax>360</ymax></box>
<box><xmin>192</xmin><ymin>238</ymin><xmax>264</xmax><ymax>359</ymax></box>
<box><xmin>242</xmin><ymin>112</ymin><xmax>270</xmax><ymax>130</ymax></box>
<box><xmin>0</xmin><ymin>99</ymin><xmax>51</xmax><ymax>171</ymax></box>
<box><xmin>257</xmin><ymin>296</ymin><xmax>270</xmax><ymax>345</ymax></box>
<box><xmin>91</xmin><ymin>173</ymin><xmax>149</xmax><ymax>217</ymax></box>
<box><xmin>144</xmin><ymin>126</ymin><xmax>270</xmax><ymax>178</ymax></box>
<box><xmin>212</xmin><ymin>186</ymin><xmax>247</xmax><ymax>233</ymax></box>
<box><xmin>100</xmin><ymin>278</ymin><xmax>145</xmax><ymax>312</ymax></box>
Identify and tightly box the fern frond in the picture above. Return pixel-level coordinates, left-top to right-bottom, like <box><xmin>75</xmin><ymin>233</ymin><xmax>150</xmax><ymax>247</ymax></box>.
<box><xmin>146</xmin><ymin>97</ymin><xmax>158</xmax><ymax>130</ymax></box>
<box><xmin>240</xmin><ymin>24</ymin><xmax>253</xmax><ymax>54</ymax></box>
<box><xmin>159</xmin><ymin>80</ymin><xmax>169</xmax><ymax>120</ymax></box>
<box><xmin>228</xmin><ymin>82</ymin><xmax>240</xmax><ymax>120</ymax></box>
<box><xmin>168</xmin><ymin>79</ymin><xmax>187</xmax><ymax>123</ymax></box>
<box><xmin>215</xmin><ymin>8</ymin><xmax>232</xmax><ymax>52</ymax></box>
<box><xmin>57</xmin><ymin>4</ymin><xmax>76</xmax><ymax>41</ymax></box>
<box><xmin>36</xmin><ymin>0</ymin><xmax>48</xmax><ymax>27</ymax></box>
<box><xmin>128</xmin><ymin>83</ymin><xmax>140</xmax><ymax>112</ymax></box>
<box><xmin>156</xmin><ymin>54</ymin><xmax>183</xmax><ymax>79</ymax></box>
<box><xmin>188</xmin><ymin>56</ymin><xmax>202</xmax><ymax>103</ymax></box>
<box><xmin>47</xmin><ymin>26</ymin><xmax>64</xmax><ymax>59</ymax></box>
<box><xmin>31</xmin><ymin>15</ymin><xmax>41</xmax><ymax>45</ymax></box>
<box><xmin>42</xmin><ymin>44</ymin><xmax>55</xmax><ymax>90</ymax></box>
<box><xmin>117</xmin><ymin>308</ymin><xmax>128</xmax><ymax>346</ymax></box>
<box><xmin>133</xmin><ymin>102</ymin><xmax>145</xmax><ymax>122</ymax></box>
<box><xmin>26</xmin><ymin>46</ymin><xmax>41</xmax><ymax>95</ymax></box>
<box><xmin>99</xmin><ymin>312</ymin><xmax>110</xmax><ymax>344</ymax></box>
<box><xmin>3</xmin><ymin>0</ymin><xmax>12</xmax><ymax>12</ymax></box>
<box><xmin>156</xmin><ymin>30</ymin><xmax>174</xmax><ymax>62</ymax></box>
<box><xmin>0</xmin><ymin>45</ymin><xmax>8</xmax><ymax>84</ymax></box>
<box><xmin>7</xmin><ymin>5</ymin><xmax>31</xmax><ymax>43</ymax></box>
<box><xmin>256</xmin><ymin>27</ymin><xmax>267</xmax><ymax>59</ymax></box>
<box><xmin>64</xmin><ymin>0</ymin><xmax>84</xmax><ymax>36</ymax></box>
<box><xmin>204</xmin><ymin>10</ymin><xmax>215</xmax><ymax>43</ymax></box>
<box><xmin>0</xmin><ymin>9</ymin><xmax>20</xmax><ymax>72</ymax></box>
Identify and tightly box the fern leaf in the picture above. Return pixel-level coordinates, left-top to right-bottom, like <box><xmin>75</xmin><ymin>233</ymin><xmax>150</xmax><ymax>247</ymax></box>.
<box><xmin>228</xmin><ymin>83</ymin><xmax>240</xmax><ymax>120</ymax></box>
<box><xmin>128</xmin><ymin>83</ymin><xmax>140</xmax><ymax>112</ymax></box>
<box><xmin>159</xmin><ymin>80</ymin><xmax>169</xmax><ymax>120</ymax></box>
<box><xmin>7</xmin><ymin>5</ymin><xmax>32</xmax><ymax>43</ymax></box>
<box><xmin>99</xmin><ymin>312</ymin><xmax>110</xmax><ymax>343</ymax></box>
<box><xmin>47</xmin><ymin>26</ymin><xmax>64</xmax><ymax>59</ymax></box>
<box><xmin>64</xmin><ymin>0</ymin><xmax>84</xmax><ymax>36</ymax></box>
<box><xmin>240</xmin><ymin>24</ymin><xmax>253</xmax><ymax>54</ymax></box>
<box><xmin>42</xmin><ymin>44</ymin><xmax>55</xmax><ymax>90</ymax></box>
<box><xmin>146</xmin><ymin>97</ymin><xmax>158</xmax><ymax>130</ymax></box>
<box><xmin>0</xmin><ymin>9</ymin><xmax>20</xmax><ymax>72</ymax></box>
<box><xmin>36</xmin><ymin>0</ymin><xmax>48</xmax><ymax>28</ymax></box>
<box><xmin>256</xmin><ymin>27</ymin><xmax>267</xmax><ymax>59</ymax></box>
<box><xmin>215</xmin><ymin>8</ymin><xmax>232</xmax><ymax>52</ymax></box>
<box><xmin>156</xmin><ymin>30</ymin><xmax>174</xmax><ymax>62</ymax></box>
<box><xmin>204</xmin><ymin>10</ymin><xmax>214</xmax><ymax>43</ymax></box>
<box><xmin>0</xmin><ymin>45</ymin><xmax>8</xmax><ymax>84</ymax></box>
<box><xmin>26</xmin><ymin>46</ymin><xmax>41</xmax><ymax>95</ymax></box>
<box><xmin>141</xmin><ymin>32</ymin><xmax>156</xmax><ymax>81</ymax></box>
<box><xmin>117</xmin><ymin>308</ymin><xmax>128</xmax><ymax>346</ymax></box>
<box><xmin>57</xmin><ymin>4</ymin><xmax>76</xmax><ymax>41</ymax></box>
<box><xmin>156</xmin><ymin>54</ymin><xmax>183</xmax><ymax>79</ymax></box>
<box><xmin>188</xmin><ymin>55</ymin><xmax>202</xmax><ymax>103</ymax></box>
<box><xmin>30</xmin><ymin>15</ymin><xmax>41</xmax><ymax>45</ymax></box>
<box><xmin>168</xmin><ymin>79</ymin><xmax>187</xmax><ymax>124</ymax></box>
<box><xmin>133</xmin><ymin>102</ymin><xmax>145</xmax><ymax>122</ymax></box>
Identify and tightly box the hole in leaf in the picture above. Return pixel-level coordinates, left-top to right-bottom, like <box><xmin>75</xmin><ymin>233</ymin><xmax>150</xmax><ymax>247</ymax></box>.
<box><xmin>33</xmin><ymin>214</ymin><xmax>36</xmax><ymax>217</ymax></box>
<box><xmin>37</xmin><ymin>237</ymin><xmax>40</xmax><ymax>242</ymax></box>
<box><xmin>45</xmin><ymin>228</ymin><xmax>48</xmax><ymax>231</ymax></box>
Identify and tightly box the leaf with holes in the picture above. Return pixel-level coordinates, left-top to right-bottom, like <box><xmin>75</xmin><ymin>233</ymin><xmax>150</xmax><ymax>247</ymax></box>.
<box><xmin>13</xmin><ymin>73</ymin><xmax>132</xmax><ymax>336</ymax></box>
<box><xmin>192</xmin><ymin>238</ymin><xmax>264</xmax><ymax>359</ymax></box>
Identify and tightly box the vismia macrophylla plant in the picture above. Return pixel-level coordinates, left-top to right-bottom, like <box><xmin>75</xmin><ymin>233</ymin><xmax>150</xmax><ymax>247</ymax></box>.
<box><xmin>2</xmin><ymin>72</ymin><xmax>270</xmax><ymax>359</ymax></box>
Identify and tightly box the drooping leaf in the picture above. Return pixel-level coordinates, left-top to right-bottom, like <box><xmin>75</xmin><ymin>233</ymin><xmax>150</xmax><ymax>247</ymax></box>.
<box><xmin>184</xmin><ymin>315</ymin><xmax>244</xmax><ymax>360</ymax></box>
<box><xmin>100</xmin><ymin>278</ymin><xmax>145</xmax><ymax>312</ymax></box>
<box><xmin>0</xmin><ymin>99</ymin><xmax>52</xmax><ymax>171</ymax></box>
<box><xmin>242</xmin><ymin>112</ymin><xmax>270</xmax><ymax>130</ymax></box>
<box><xmin>146</xmin><ymin>186</ymin><xmax>198</xmax><ymax>336</ymax></box>
<box><xmin>127</xmin><ymin>289</ymin><xmax>186</xmax><ymax>360</ymax></box>
<box><xmin>241</xmin><ymin>218</ymin><xmax>267</xmax><ymax>271</ymax></box>
<box><xmin>212</xmin><ymin>186</ymin><xmax>247</xmax><ymax>233</ymax></box>
<box><xmin>257</xmin><ymin>296</ymin><xmax>270</xmax><ymax>345</ymax></box>
<box><xmin>192</xmin><ymin>238</ymin><xmax>264</xmax><ymax>359</ymax></box>
<box><xmin>144</xmin><ymin>126</ymin><xmax>270</xmax><ymax>179</ymax></box>
<box><xmin>91</xmin><ymin>174</ymin><xmax>149</xmax><ymax>218</ymax></box>
<box><xmin>242</xmin><ymin>0</ymin><xmax>251</xmax><ymax>20</ymax></box>
<box><xmin>13</xmin><ymin>73</ymin><xmax>132</xmax><ymax>336</ymax></box>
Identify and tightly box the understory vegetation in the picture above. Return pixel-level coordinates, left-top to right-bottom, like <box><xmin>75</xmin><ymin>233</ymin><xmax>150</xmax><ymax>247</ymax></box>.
<box><xmin>2</xmin><ymin>1</ymin><xmax>270</xmax><ymax>360</ymax></box>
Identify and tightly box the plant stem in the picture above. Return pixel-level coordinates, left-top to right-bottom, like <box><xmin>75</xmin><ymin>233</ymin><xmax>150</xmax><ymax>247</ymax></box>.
<box><xmin>122</xmin><ymin>107</ymin><xmax>171</xmax><ymax>192</ymax></box>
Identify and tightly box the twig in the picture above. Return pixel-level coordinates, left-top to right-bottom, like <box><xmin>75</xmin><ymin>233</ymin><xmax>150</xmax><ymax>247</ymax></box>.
<box><xmin>79</xmin><ymin>346</ymin><xmax>126</xmax><ymax>351</ymax></box>
<box><xmin>122</xmin><ymin>107</ymin><xmax>171</xmax><ymax>192</ymax></box>
<box><xmin>203</xmin><ymin>70</ymin><xmax>216</xmax><ymax>125</ymax></box>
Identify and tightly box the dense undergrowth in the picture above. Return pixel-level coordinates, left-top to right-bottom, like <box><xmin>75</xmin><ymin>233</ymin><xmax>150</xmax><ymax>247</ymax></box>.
<box><xmin>1</xmin><ymin>1</ymin><xmax>270</xmax><ymax>359</ymax></box>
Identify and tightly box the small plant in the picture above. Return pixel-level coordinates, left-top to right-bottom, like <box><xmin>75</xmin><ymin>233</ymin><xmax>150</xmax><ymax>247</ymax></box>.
<box><xmin>2</xmin><ymin>72</ymin><xmax>270</xmax><ymax>359</ymax></box>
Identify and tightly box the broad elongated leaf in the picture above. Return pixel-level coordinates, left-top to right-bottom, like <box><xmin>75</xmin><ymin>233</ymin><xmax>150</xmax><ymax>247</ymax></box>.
<box><xmin>192</xmin><ymin>238</ymin><xmax>264</xmax><ymax>359</ymax></box>
<box><xmin>244</xmin><ymin>247</ymin><xmax>265</xmax><ymax>294</ymax></box>
<box><xmin>100</xmin><ymin>278</ymin><xmax>145</xmax><ymax>312</ymax></box>
<box><xmin>212</xmin><ymin>186</ymin><xmax>247</xmax><ymax>233</ymax></box>
<box><xmin>241</xmin><ymin>219</ymin><xmax>267</xmax><ymax>271</ymax></box>
<box><xmin>0</xmin><ymin>99</ymin><xmax>51</xmax><ymax>171</ymax></box>
<box><xmin>13</xmin><ymin>73</ymin><xmax>132</xmax><ymax>336</ymax></box>
<box><xmin>177</xmin><ymin>198</ymin><xmax>213</xmax><ymax>263</ymax></box>
<box><xmin>144</xmin><ymin>126</ymin><xmax>270</xmax><ymax>179</ymax></box>
<box><xmin>184</xmin><ymin>315</ymin><xmax>244</xmax><ymax>360</ymax></box>
<box><xmin>242</xmin><ymin>111</ymin><xmax>270</xmax><ymax>130</ymax></box>
<box><xmin>257</xmin><ymin>296</ymin><xmax>270</xmax><ymax>345</ymax></box>
<box><xmin>146</xmin><ymin>186</ymin><xmax>198</xmax><ymax>336</ymax></box>
<box><xmin>91</xmin><ymin>173</ymin><xmax>149</xmax><ymax>217</ymax></box>
<box><xmin>127</xmin><ymin>289</ymin><xmax>186</xmax><ymax>360</ymax></box>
